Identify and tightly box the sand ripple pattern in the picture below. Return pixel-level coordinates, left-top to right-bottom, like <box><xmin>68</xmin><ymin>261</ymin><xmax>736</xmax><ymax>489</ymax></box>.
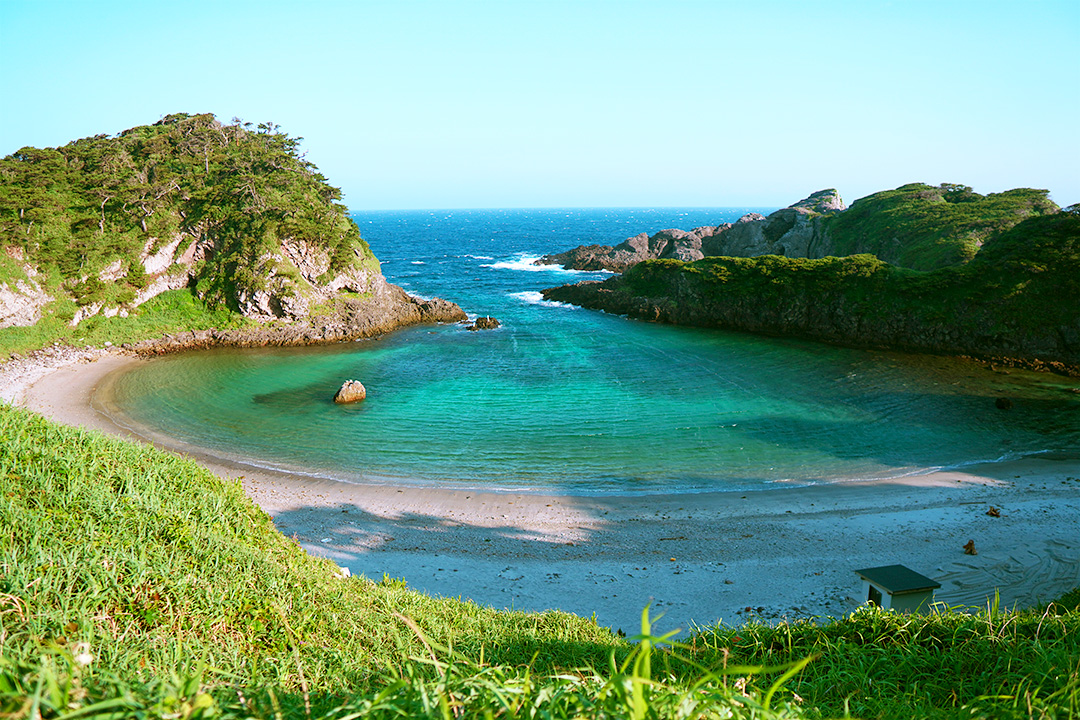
<box><xmin>935</xmin><ymin>538</ymin><xmax>1080</xmax><ymax>610</ymax></box>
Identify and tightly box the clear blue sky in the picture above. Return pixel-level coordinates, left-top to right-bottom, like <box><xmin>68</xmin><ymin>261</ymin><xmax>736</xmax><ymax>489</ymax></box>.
<box><xmin>2</xmin><ymin>0</ymin><xmax>1077</xmax><ymax>209</ymax></box>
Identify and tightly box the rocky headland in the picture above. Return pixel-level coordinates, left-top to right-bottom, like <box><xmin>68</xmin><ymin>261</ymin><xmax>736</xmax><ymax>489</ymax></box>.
<box><xmin>543</xmin><ymin>185</ymin><xmax>1079</xmax><ymax>375</ymax></box>
<box><xmin>0</xmin><ymin>113</ymin><xmax>467</xmax><ymax>357</ymax></box>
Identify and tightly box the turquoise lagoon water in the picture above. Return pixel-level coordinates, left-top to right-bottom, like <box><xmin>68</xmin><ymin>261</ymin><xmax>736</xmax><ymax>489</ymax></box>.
<box><xmin>106</xmin><ymin>208</ymin><xmax>1080</xmax><ymax>495</ymax></box>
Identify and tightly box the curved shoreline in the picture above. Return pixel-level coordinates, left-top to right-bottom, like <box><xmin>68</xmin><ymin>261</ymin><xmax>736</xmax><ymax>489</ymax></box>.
<box><xmin>6</xmin><ymin>350</ymin><xmax>1080</xmax><ymax>635</ymax></box>
<box><xmin>93</xmin><ymin>372</ymin><xmax>1080</xmax><ymax>499</ymax></box>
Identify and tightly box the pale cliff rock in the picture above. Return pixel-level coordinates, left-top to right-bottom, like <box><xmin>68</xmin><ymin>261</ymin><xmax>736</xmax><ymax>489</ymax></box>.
<box><xmin>98</xmin><ymin>259</ymin><xmax>126</xmax><ymax>283</ymax></box>
<box><xmin>0</xmin><ymin>248</ymin><xmax>51</xmax><ymax>328</ymax></box>
<box><xmin>142</xmin><ymin>235</ymin><xmax>189</xmax><ymax>276</ymax></box>
<box><xmin>0</xmin><ymin>276</ymin><xmax>51</xmax><ymax>329</ymax></box>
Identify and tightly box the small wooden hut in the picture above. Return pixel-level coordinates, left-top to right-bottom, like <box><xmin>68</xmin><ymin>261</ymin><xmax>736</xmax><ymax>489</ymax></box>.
<box><xmin>854</xmin><ymin>564</ymin><xmax>940</xmax><ymax>613</ymax></box>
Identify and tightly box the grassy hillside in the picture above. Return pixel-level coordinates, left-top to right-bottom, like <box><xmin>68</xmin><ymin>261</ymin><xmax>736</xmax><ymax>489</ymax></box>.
<box><xmin>1</xmin><ymin>401</ymin><xmax>1077</xmax><ymax>718</ymax></box>
<box><xmin>692</xmin><ymin>597</ymin><xmax>1080</xmax><ymax>719</ymax></box>
<box><xmin>820</xmin><ymin>183</ymin><xmax>1059</xmax><ymax>271</ymax></box>
<box><xmin>0</xmin><ymin>403</ymin><xmax>628</xmax><ymax>718</ymax></box>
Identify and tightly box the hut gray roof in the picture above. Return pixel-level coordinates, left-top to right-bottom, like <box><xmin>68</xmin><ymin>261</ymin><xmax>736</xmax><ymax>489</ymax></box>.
<box><xmin>854</xmin><ymin>565</ymin><xmax>941</xmax><ymax>595</ymax></box>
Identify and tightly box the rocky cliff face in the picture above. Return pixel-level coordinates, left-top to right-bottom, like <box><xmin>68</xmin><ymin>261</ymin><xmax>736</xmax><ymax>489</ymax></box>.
<box><xmin>536</xmin><ymin>189</ymin><xmax>846</xmax><ymax>272</ymax></box>
<box><xmin>543</xmin><ymin>268</ymin><xmax>1078</xmax><ymax>375</ymax></box>
<box><xmin>131</xmin><ymin>274</ymin><xmax>465</xmax><ymax>355</ymax></box>
<box><xmin>0</xmin><ymin>253</ymin><xmax>51</xmax><ymax>329</ymax></box>
<box><xmin>0</xmin><ymin>223</ymin><xmax>468</xmax><ymax>343</ymax></box>
<box><xmin>704</xmin><ymin>189</ymin><xmax>846</xmax><ymax>259</ymax></box>
<box><xmin>535</xmin><ymin>225</ymin><xmax>730</xmax><ymax>273</ymax></box>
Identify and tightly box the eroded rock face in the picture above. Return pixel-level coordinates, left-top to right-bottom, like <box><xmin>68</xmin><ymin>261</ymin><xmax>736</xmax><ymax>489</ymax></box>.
<box><xmin>3</xmin><ymin>226</ymin><xmax>393</xmax><ymax>329</ymax></box>
<box><xmin>334</xmin><ymin>380</ymin><xmax>367</xmax><ymax>404</ymax></box>
<box><xmin>792</xmin><ymin>188</ymin><xmax>846</xmax><ymax>214</ymax></box>
<box><xmin>703</xmin><ymin>190</ymin><xmax>846</xmax><ymax>259</ymax></box>
<box><xmin>0</xmin><ymin>277</ymin><xmax>51</xmax><ymax>329</ymax></box>
<box><xmin>130</xmin><ymin>276</ymin><xmax>468</xmax><ymax>356</ymax></box>
<box><xmin>536</xmin><ymin>190</ymin><xmax>847</xmax><ymax>272</ymax></box>
<box><xmin>535</xmin><ymin>225</ymin><xmax>732</xmax><ymax>272</ymax></box>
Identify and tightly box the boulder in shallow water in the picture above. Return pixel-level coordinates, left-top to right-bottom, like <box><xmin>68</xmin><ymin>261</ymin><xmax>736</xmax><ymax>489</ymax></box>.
<box><xmin>334</xmin><ymin>380</ymin><xmax>367</xmax><ymax>404</ymax></box>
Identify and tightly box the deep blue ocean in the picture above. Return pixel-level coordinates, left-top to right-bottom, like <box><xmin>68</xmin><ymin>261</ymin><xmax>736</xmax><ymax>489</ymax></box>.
<box><xmin>106</xmin><ymin>208</ymin><xmax>1080</xmax><ymax>495</ymax></box>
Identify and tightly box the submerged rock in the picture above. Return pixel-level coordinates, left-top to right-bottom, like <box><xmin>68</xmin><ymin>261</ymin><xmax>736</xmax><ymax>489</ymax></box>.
<box><xmin>334</xmin><ymin>380</ymin><xmax>367</xmax><ymax>404</ymax></box>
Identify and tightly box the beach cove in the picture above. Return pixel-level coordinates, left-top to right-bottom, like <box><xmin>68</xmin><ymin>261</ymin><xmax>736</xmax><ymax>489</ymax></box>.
<box><xmin>6</xmin><ymin>349</ymin><xmax>1080</xmax><ymax>636</ymax></box>
<box><xmin>4</xmin><ymin>205</ymin><xmax>1079</xmax><ymax>636</ymax></box>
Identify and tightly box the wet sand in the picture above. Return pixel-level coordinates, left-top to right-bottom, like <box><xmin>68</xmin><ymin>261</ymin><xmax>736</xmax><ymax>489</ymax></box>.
<box><xmin>6</xmin><ymin>352</ymin><xmax>1080</xmax><ymax>636</ymax></box>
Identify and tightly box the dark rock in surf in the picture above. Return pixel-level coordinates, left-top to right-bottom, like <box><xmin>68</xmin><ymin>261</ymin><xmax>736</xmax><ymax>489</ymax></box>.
<box><xmin>466</xmin><ymin>316</ymin><xmax>501</xmax><ymax>331</ymax></box>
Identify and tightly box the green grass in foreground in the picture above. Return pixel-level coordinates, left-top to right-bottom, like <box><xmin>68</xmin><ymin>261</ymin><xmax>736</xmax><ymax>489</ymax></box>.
<box><xmin>1</xmin><ymin>401</ymin><xmax>1077</xmax><ymax>719</ymax></box>
<box><xmin>690</xmin><ymin>600</ymin><xmax>1080</xmax><ymax>719</ymax></box>
<box><xmin>0</xmin><ymin>289</ymin><xmax>251</xmax><ymax>358</ymax></box>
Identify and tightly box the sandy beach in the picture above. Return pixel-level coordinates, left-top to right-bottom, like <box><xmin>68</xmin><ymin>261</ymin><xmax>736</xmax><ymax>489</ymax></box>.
<box><xmin>5</xmin><ymin>351</ymin><xmax>1080</xmax><ymax>636</ymax></box>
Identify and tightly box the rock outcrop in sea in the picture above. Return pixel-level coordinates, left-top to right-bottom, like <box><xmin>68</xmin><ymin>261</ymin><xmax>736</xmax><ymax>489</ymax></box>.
<box><xmin>333</xmin><ymin>380</ymin><xmax>367</xmax><ymax>404</ymax></box>
<box><xmin>535</xmin><ymin>189</ymin><xmax>846</xmax><ymax>272</ymax></box>
<box><xmin>465</xmin><ymin>316</ymin><xmax>501</xmax><ymax>331</ymax></box>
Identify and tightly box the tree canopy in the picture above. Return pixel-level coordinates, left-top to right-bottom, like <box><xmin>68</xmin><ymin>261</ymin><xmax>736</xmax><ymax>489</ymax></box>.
<box><xmin>0</xmin><ymin>113</ymin><xmax>372</xmax><ymax>311</ymax></box>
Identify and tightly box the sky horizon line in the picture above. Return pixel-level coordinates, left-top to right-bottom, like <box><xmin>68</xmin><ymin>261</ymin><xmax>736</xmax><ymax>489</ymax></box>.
<box><xmin>342</xmin><ymin>181</ymin><xmax>1071</xmax><ymax>213</ymax></box>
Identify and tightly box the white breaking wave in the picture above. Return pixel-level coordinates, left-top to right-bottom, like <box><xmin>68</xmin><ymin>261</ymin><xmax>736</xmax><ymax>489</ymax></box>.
<box><xmin>508</xmin><ymin>291</ymin><xmax>577</xmax><ymax>309</ymax></box>
<box><xmin>411</xmin><ymin>260</ymin><xmax>426</xmax><ymax>265</ymax></box>
<box><xmin>482</xmin><ymin>254</ymin><xmax>610</xmax><ymax>274</ymax></box>
<box><xmin>464</xmin><ymin>254</ymin><xmax>494</xmax><ymax>260</ymax></box>
<box><xmin>403</xmin><ymin>290</ymin><xmax>436</xmax><ymax>301</ymax></box>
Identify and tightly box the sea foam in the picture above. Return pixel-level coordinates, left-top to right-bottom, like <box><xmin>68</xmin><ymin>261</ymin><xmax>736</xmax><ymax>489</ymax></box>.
<box><xmin>508</xmin><ymin>291</ymin><xmax>577</xmax><ymax>309</ymax></box>
<box><xmin>482</xmin><ymin>254</ymin><xmax>610</xmax><ymax>275</ymax></box>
